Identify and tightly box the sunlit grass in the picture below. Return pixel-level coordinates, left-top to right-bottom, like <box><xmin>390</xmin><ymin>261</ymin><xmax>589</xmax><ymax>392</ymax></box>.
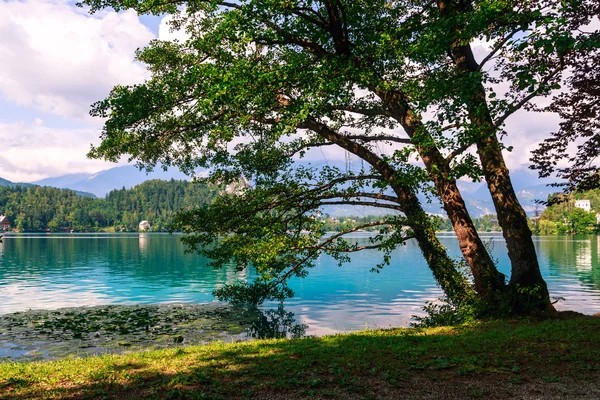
<box><xmin>1</xmin><ymin>317</ymin><xmax>599</xmax><ymax>399</ymax></box>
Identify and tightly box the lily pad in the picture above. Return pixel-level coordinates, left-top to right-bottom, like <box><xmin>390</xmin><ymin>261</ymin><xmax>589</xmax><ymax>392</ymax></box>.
<box><xmin>0</xmin><ymin>303</ymin><xmax>259</xmax><ymax>361</ymax></box>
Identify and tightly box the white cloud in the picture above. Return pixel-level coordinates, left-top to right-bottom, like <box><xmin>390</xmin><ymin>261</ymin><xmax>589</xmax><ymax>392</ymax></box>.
<box><xmin>158</xmin><ymin>12</ymin><xmax>191</xmax><ymax>42</ymax></box>
<box><xmin>502</xmin><ymin>109</ymin><xmax>562</xmax><ymax>170</ymax></box>
<box><xmin>0</xmin><ymin>0</ymin><xmax>154</xmax><ymax>120</ymax></box>
<box><xmin>0</xmin><ymin>119</ymin><xmax>124</xmax><ymax>182</ymax></box>
<box><xmin>0</xmin><ymin>1</ymin><xmax>568</xmax><ymax>185</ymax></box>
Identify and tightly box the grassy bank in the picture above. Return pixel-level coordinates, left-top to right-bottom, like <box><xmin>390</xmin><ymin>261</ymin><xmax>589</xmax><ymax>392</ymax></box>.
<box><xmin>1</xmin><ymin>317</ymin><xmax>599</xmax><ymax>399</ymax></box>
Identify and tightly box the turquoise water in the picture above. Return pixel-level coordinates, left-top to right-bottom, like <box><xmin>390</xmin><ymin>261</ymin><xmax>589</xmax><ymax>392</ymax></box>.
<box><xmin>0</xmin><ymin>233</ymin><xmax>599</xmax><ymax>335</ymax></box>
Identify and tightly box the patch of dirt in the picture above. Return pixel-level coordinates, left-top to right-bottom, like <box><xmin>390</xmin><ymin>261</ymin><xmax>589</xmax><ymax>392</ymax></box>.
<box><xmin>248</xmin><ymin>374</ymin><xmax>600</xmax><ymax>400</ymax></box>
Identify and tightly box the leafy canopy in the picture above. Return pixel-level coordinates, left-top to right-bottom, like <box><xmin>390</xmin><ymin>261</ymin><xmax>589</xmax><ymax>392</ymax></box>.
<box><xmin>79</xmin><ymin>0</ymin><xmax>590</xmax><ymax>303</ymax></box>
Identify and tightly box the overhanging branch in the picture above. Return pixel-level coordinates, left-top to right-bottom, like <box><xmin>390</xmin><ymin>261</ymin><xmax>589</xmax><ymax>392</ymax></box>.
<box><xmin>318</xmin><ymin>200</ymin><xmax>403</xmax><ymax>211</ymax></box>
<box><xmin>494</xmin><ymin>66</ymin><xmax>563</xmax><ymax>128</ymax></box>
<box><xmin>315</xmin><ymin>192</ymin><xmax>400</xmax><ymax>204</ymax></box>
<box><xmin>477</xmin><ymin>28</ymin><xmax>521</xmax><ymax>72</ymax></box>
<box><xmin>342</xmin><ymin>134</ymin><xmax>412</xmax><ymax>144</ymax></box>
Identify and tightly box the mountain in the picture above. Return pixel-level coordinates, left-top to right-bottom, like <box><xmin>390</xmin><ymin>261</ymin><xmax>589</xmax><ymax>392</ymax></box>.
<box><xmin>321</xmin><ymin>165</ymin><xmax>561</xmax><ymax>218</ymax></box>
<box><xmin>460</xmin><ymin>166</ymin><xmax>560</xmax><ymax>215</ymax></box>
<box><xmin>29</xmin><ymin>162</ymin><xmax>561</xmax><ymax>216</ymax></box>
<box><xmin>34</xmin><ymin>173</ymin><xmax>93</xmax><ymax>188</ymax></box>
<box><xmin>0</xmin><ymin>177</ymin><xmax>95</xmax><ymax>198</ymax></box>
<box><xmin>33</xmin><ymin>165</ymin><xmax>198</xmax><ymax>198</ymax></box>
<box><xmin>0</xmin><ymin>177</ymin><xmax>35</xmax><ymax>188</ymax></box>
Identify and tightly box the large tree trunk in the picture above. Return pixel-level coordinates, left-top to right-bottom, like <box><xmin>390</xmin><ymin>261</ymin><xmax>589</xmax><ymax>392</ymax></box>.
<box><xmin>373</xmin><ymin>88</ymin><xmax>506</xmax><ymax>299</ymax></box>
<box><xmin>395</xmin><ymin>187</ymin><xmax>472</xmax><ymax>303</ymax></box>
<box><xmin>304</xmin><ymin>118</ymin><xmax>472</xmax><ymax>302</ymax></box>
<box><xmin>475</xmin><ymin>132</ymin><xmax>553</xmax><ymax>312</ymax></box>
<box><xmin>445</xmin><ymin>27</ymin><xmax>553</xmax><ymax>313</ymax></box>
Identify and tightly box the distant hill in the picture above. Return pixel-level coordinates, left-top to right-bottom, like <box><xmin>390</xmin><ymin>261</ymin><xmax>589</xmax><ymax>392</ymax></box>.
<box><xmin>0</xmin><ymin>179</ymin><xmax>216</xmax><ymax>232</ymax></box>
<box><xmin>0</xmin><ymin>177</ymin><xmax>34</xmax><ymax>188</ymax></box>
<box><xmin>26</xmin><ymin>162</ymin><xmax>559</xmax><ymax>217</ymax></box>
<box><xmin>33</xmin><ymin>173</ymin><xmax>92</xmax><ymax>189</ymax></box>
<box><xmin>34</xmin><ymin>165</ymin><xmax>197</xmax><ymax>198</ymax></box>
<box><xmin>0</xmin><ymin>177</ymin><xmax>95</xmax><ymax>198</ymax></box>
<box><xmin>463</xmin><ymin>167</ymin><xmax>559</xmax><ymax>215</ymax></box>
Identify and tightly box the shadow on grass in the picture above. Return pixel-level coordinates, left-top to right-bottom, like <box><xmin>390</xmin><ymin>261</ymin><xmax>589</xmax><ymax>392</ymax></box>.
<box><xmin>2</xmin><ymin>316</ymin><xmax>600</xmax><ymax>399</ymax></box>
<box><xmin>108</xmin><ymin>361</ymin><xmax>146</xmax><ymax>372</ymax></box>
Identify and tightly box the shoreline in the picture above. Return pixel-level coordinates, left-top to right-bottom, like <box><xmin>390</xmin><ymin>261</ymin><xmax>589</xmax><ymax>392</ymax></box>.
<box><xmin>1</xmin><ymin>317</ymin><xmax>599</xmax><ymax>399</ymax></box>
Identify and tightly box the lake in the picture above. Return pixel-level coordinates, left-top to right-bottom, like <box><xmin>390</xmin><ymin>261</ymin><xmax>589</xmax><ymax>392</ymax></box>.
<box><xmin>1</xmin><ymin>233</ymin><xmax>599</xmax><ymax>337</ymax></box>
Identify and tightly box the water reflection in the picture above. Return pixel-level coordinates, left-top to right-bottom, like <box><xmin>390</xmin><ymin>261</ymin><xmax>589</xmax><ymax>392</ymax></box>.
<box><xmin>537</xmin><ymin>236</ymin><xmax>600</xmax><ymax>290</ymax></box>
<box><xmin>0</xmin><ymin>234</ymin><xmax>250</xmax><ymax>311</ymax></box>
<box><xmin>247</xmin><ymin>303</ymin><xmax>308</xmax><ymax>339</ymax></box>
<box><xmin>139</xmin><ymin>233</ymin><xmax>148</xmax><ymax>253</ymax></box>
<box><xmin>0</xmin><ymin>234</ymin><xmax>599</xmax><ymax>333</ymax></box>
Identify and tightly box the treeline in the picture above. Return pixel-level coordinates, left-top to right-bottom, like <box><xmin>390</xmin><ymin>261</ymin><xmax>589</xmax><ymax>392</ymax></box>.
<box><xmin>321</xmin><ymin>214</ymin><xmax>502</xmax><ymax>233</ymax></box>
<box><xmin>432</xmin><ymin>214</ymin><xmax>501</xmax><ymax>233</ymax></box>
<box><xmin>533</xmin><ymin>189</ymin><xmax>600</xmax><ymax>235</ymax></box>
<box><xmin>0</xmin><ymin>180</ymin><xmax>217</xmax><ymax>232</ymax></box>
<box><xmin>321</xmin><ymin>215</ymin><xmax>388</xmax><ymax>232</ymax></box>
<box><xmin>8</xmin><ymin>179</ymin><xmax>596</xmax><ymax>235</ymax></box>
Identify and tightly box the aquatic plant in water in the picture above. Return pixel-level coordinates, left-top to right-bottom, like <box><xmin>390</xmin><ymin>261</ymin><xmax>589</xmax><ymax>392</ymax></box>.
<box><xmin>0</xmin><ymin>303</ymin><xmax>260</xmax><ymax>361</ymax></box>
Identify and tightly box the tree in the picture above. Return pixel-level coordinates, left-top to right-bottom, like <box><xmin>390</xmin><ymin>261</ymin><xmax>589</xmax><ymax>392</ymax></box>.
<box><xmin>569</xmin><ymin>208</ymin><xmax>596</xmax><ymax>234</ymax></box>
<box><xmin>530</xmin><ymin>1</ymin><xmax>600</xmax><ymax>193</ymax></box>
<box><xmin>80</xmin><ymin>0</ymin><xmax>585</xmax><ymax>313</ymax></box>
<box><xmin>538</xmin><ymin>189</ymin><xmax>600</xmax><ymax>235</ymax></box>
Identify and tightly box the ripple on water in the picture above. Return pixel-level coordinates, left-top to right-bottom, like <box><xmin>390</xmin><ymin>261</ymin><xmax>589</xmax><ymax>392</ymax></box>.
<box><xmin>1</xmin><ymin>234</ymin><xmax>600</xmax><ymax>340</ymax></box>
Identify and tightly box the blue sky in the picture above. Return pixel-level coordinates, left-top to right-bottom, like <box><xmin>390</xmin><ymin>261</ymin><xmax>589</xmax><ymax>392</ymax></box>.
<box><xmin>0</xmin><ymin>0</ymin><xmax>169</xmax><ymax>182</ymax></box>
<box><xmin>0</xmin><ymin>0</ymin><xmax>566</xmax><ymax>184</ymax></box>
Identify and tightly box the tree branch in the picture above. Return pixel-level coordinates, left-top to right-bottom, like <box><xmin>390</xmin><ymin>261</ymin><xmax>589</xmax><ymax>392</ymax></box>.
<box><xmin>494</xmin><ymin>66</ymin><xmax>563</xmax><ymax>128</ymax></box>
<box><xmin>256</xmin><ymin>18</ymin><xmax>329</xmax><ymax>55</ymax></box>
<box><xmin>315</xmin><ymin>191</ymin><xmax>400</xmax><ymax>204</ymax></box>
<box><xmin>318</xmin><ymin>200</ymin><xmax>403</xmax><ymax>211</ymax></box>
<box><xmin>284</xmin><ymin>141</ymin><xmax>337</xmax><ymax>157</ymax></box>
<box><xmin>304</xmin><ymin>174</ymin><xmax>384</xmax><ymax>192</ymax></box>
<box><xmin>342</xmin><ymin>134</ymin><xmax>412</xmax><ymax>144</ymax></box>
<box><xmin>447</xmin><ymin>143</ymin><xmax>473</xmax><ymax>161</ymax></box>
<box><xmin>300</xmin><ymin>118</ymin><xmax>398</xmax><ymax>183</ymax></box>
<box><xmin>290</xmin><ymin>7</ymin><xmax>329</xmax><ymax>29</ymax></box>
<box><xmin>333</xmin><ymin>104</ymin><xmax>392</xmax><ymax>117</ymax></box>
<box><xmin>477</xmin><ymin>28</ymin><xmax>521</xmax><ymax>72</ymax></box>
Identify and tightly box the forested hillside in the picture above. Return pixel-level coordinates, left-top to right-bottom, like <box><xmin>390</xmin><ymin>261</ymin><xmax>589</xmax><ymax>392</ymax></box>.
<box><xmin>5</xmin><ymin>178</ymin><xmax>588</xmax><ymax>234</ymax></box>
<box><xmin>0</xmin><ymin>180</ymin><xmax>217</xmax><ymax>232</ymax></box>
<box><xmin>534</xmin><ymin>189</ymin><xmax>600</xmax><ymax>235</ymax></box>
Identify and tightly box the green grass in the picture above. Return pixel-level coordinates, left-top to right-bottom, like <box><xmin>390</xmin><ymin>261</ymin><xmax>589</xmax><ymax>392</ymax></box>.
<box><xmin>1</xmin><ymin>317</ymin><xmax>600</xmax><ymax>399</ymax></box>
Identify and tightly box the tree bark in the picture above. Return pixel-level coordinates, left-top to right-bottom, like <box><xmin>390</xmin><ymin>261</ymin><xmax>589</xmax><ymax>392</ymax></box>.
<box><xmin>373</xmin><ymin>88</ymin><xmax>506</xmax><ymax>298</ymax></box>
<box><xmin>398</xmin><ymin>188</ymin><xmax>471</xmax><ymax>304</ymax></box>
<box><xmin>476</xmin><ymin>130</ymin><xmax>552</xmax><ymax>312</ymax></box>
<box><xmin>440</xmin><ymin>6</ymin><xmax>553</xmax><ymax>312</ymax></box>
<box><xmin>303</xmin><ymin>118</ymin><xmax>471</xmax><ymax>302</ymax></box>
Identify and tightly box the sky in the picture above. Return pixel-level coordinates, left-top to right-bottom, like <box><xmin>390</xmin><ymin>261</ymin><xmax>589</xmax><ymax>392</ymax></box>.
<box><xmin>0</xmin><ymin>0</ymin><xmax>565</xmax><ymax>183</ymax></box>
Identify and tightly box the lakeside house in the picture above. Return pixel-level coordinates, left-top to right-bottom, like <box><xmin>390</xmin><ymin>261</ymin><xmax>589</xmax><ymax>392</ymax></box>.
<box><xmin>139</xmin><ymin>220</ymin><xmax>151</xmax><ymax>231</ymax></box>
<box><xmin>0</xmin><ymin>215</ymin><xmax>11</xmax><ymax>231</ymax></box>
<box><xmin>573</xmin><ymin>199</ymin><xmax>600</xmax><ymax>227</ymax></box>
<box><xmin>575</xmin><ymin>199</ymin><xmax>591</xmax><ymax>212</ymax></box>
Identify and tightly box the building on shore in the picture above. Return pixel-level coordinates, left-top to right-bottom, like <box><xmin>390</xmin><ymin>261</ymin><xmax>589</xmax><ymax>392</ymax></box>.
<box><xmin>575</xmin><ymin>199</ymin><xmax>591</xmax><ymax>213</ymax></box>
<box><xmin>0</xmin><ymin>215</ymin><xmax>11</xmax><ymax>231</ymax></box>
<box><xmin>139</xmin><ymin>220</ymin><xmax>151</xmax><ymax>231</ymax></box>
